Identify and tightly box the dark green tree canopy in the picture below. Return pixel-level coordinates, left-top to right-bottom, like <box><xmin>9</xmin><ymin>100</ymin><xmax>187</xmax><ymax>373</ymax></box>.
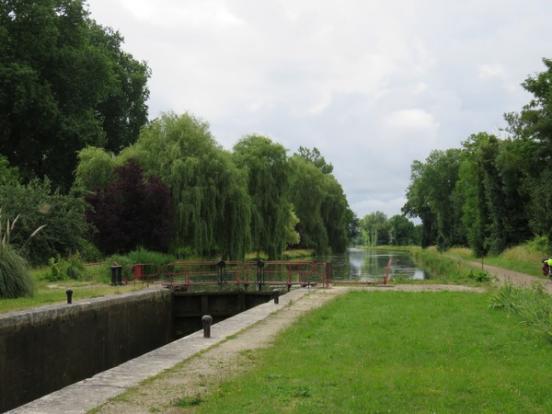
<box><xmin>0</xmin><ymin>0</ymin><xmax>149</xmax><ymax>189</ymax></box>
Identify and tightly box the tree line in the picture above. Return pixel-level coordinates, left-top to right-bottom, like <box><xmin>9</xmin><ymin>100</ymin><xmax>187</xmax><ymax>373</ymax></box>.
<box><xmin>0</xmin><ymin>1</ymin><xmax>353</xmax><ymax>262</ymax></box>
<box><xmin>403</xmin><ymin>58</ymin><xmax>552</xmax><ymax>256</ymax></box>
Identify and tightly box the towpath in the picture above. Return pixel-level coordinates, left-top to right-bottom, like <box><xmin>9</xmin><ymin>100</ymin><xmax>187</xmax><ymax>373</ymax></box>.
<box><xmin>463</xmin><ymin>259</ymin><xmax>552</xmax><ymax>293</ymax></box>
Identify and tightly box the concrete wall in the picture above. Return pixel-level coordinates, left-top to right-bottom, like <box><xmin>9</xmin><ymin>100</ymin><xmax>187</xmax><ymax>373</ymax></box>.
<box><xmin>172</xmin><ymin>291</ymin><xmax>274</xmax><ymax>337</ymax></box>
<box><xmin>0</xmin><ymin>288</ymin><xmax>172</xmax><ymax>412</ymax></box>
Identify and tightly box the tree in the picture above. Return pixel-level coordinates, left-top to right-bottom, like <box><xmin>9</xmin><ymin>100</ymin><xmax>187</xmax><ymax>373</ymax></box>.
<box><xmin>233</xmin><ymin>135</ymin><xmax>289</xmax><ymax>258</ymax></box>
<box><xmin>387</xmin><ymin>215</ymin><xmax>417</xmax><ymax>245</ymax></box>
<box><xmin>124</xmin><ymin>113</ymin><xmax>251</xmax><ymax>259</ymax></box>
<box><xmin>73</xmin><ymin>146</ymin><xmax>116</xmax><ymax>193</ymax></box>
<box><xmin>85</xmin><ymin>160</ymin><xmax>172</xmax><ymax>254</ymax></box>
<box><xmin>403</xmin><ymin>150</ymin><xmax>464</xmax><ymax>250</ymax></box>
<box><xmin>0</xmin><ymin>179</ymin><xmax>87</xmax><ymax>264</ymax></box>
<box><xmin>288</xmin><ymin>156</ymin><xmax>329</xmax><ymax>254</ymax></box>
<box><xmin>297</xmin><ymin>146</ymin><xmax>333</xmax><ymax>174</ymax></box>
<box><xmin>360</xmin><ymin>211</ymin><xmax>388</xmax><ymax>246</ymax></box>
<box><xmin>0</xmin><ymin>0</ymin><xmax>149</xmax><ymax>189</ymax></box>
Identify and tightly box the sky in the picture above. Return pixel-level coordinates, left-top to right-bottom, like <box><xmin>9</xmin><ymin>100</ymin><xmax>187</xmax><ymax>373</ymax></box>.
<box><xmin>86</xmin><ymin>0</ymin><xmax>552</xmax><ymax>218</ymax></box>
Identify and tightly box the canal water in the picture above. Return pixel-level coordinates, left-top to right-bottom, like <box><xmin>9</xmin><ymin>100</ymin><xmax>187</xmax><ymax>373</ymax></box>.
<box><xmin>327</xmin><ymin>248</ymin><xmax>426</xmax><ymax>282</ymax></box>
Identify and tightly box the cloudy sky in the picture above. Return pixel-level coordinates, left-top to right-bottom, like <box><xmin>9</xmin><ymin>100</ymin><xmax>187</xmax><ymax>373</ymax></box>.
<box><xmin>87</xmin><ymin>0</ymin><xmax>552</xmax><ymax>218</ymax></box>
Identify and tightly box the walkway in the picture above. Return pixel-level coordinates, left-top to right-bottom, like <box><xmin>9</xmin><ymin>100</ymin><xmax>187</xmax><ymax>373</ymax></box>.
<box><xmin>465</xmin><ymin>260</ymin><xmax>552</xmax><ymax>293</ymax></box>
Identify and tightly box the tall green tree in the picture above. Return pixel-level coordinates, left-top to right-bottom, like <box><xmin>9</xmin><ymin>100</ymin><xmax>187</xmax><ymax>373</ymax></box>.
<box><xmin>233</xmin><ymin>135</ymin><xmax>289</xmax><ymax>258</ymax></box>
<box><xmin>403</xmin><ymin>150</ymin><xmax>465</xmax><ymax>250</ymax></box>
<box><xmin>0</xmin><ymin>0</ymin><xmax>149</xmax><ymax>189</ymax></box>
<box><xmin>123</xmin><ymin>113</ymin><xmax>251</xmax><ymax>259</ymax></box>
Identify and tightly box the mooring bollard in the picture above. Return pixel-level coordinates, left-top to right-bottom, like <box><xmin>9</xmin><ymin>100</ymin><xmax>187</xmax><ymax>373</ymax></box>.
<box><xmin>202</xmin><ymin>315</ymin><xmax>213</xmax><ymax>338</ymax></box>
<box><xmin>66</xmin><ymin>289</ymin><xmax>73</xmax><ymax>304</ymax></box>
<box><xmin>273</xmin><ymin>289</ymin><xmax>280</xmax><ymax>304</ymax></box>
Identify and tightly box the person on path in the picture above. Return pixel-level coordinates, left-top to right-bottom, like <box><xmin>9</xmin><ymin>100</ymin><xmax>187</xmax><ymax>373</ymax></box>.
<box><xmin>542</xmin><ymin>258</ymin><xmax>552</xmax><ymax>278</ymax></box>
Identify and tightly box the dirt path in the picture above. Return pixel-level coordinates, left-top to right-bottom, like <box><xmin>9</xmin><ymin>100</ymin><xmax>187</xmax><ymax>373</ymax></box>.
<box><xmin>465</xmin><ymin>260</ymin><xmax>552</xmax><ymax>293</ymax></box>
<box><xmin>93</xmin><ymin>284</ymin><xmax>484</xmax><ymax>414</ymax></box>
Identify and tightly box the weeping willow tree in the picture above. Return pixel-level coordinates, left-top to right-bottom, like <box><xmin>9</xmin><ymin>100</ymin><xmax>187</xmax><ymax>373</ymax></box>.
<box><xmin>121</xmin><ymin>113</ymin><xmax>251</xmax><ymax>259</ymax></box>
<box><xmin>288</xmin><ymin>154</ymin><xmax>351</xmax><ymax>254</ymax></box>
<box><xmin>233</xmin><ymin>135</ymin><xmax>291</xmax><ymax>259</ymax></box>
<box><xmin>288</xmin><ymin>156</ymin><xmax>329</xmax><ymax>254</ymax></box>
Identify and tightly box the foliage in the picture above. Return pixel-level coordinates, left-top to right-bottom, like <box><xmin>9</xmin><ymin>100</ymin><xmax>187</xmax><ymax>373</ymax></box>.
<box><xmin>288</xmin><ymin>153</ymin><xmax>351</xmax><ymax>255</ymax></box>
<box><xmin>86</xmin><ymin>160</ymin><xmax>173</xmax><ymax>254</ymax></box>
<box><xmin>0</xmin><ymin>154</ymin><xmax>19</xmax><ymax>185</ymax></box>
<box><xmin>296</xmin><ymin>146</ymin><xmax>333</xmax><ymax>174</ymax></box>
<box><xmin>410</xmin><ymin>247</ymin><xmax>491</xmax><ymax>285</ymax></box>
<box><xmin>403</xmin><ymin>58</ymin><xmax>552</xmax><ymax>255</ymax></box>
<box><xmin>73</xmin><ymin>146</ymin><xmax>116</xmax><ymax>193</ymax></box>
<box><xmin>0</xmin><ymin>212</ymin><xmax>35</xmax><ymax>298</ymax></box>
<box><xmin>0</xmin><ymin>180</ymin><xmax>87</xmax><ymax>264</ymax></box>
<box><xmin>103</xmin><ymin>248</ymin><xmax>175</xmax><ymax>280</ymax></box>
<box><xmin>233</xmin><ymin>135</ymin><xmax>289</xmax><ymax>258</ymax></box>
<box><xmin>491</xmin><ymin>283</ymin><xmax>552</xmax><ymax>341</ymax></box>
<box><xmin>359</xmin><ymin>211</ymin><xmax>388</xmax><ymax>246</ymax></box>
<box><xmin>0</xmin><ymin>244</ymin><xmax>33</xmax><ymax>298</ymax></box>
<box><xmin>0</xmin><ymin>0</ymin><xmax>149</xmax><ymax>189</ymax></box>
<box><xmin>46</xmin><ymin>253</ymin><xmax>85</xmax><ymax>281</ymax></box>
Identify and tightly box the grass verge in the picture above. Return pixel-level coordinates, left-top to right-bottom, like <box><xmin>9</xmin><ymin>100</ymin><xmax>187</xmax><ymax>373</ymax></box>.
<box><xmin>409</xmin><ymin>246</ymin><xmax>491</xmax><ymax>285</ymax></box>
<box><xmin>185</xmin><ymin>291</ymin><xmax>552</xmax><ymax>413</ymax></box>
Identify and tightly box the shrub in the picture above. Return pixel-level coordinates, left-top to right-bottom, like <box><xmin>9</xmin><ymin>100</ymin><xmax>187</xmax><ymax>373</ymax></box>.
<box><xmin>85</xmin><ymin>160</ymin><xmax>173</xmax><ymax>254</ymax></box>
<box><xmin>0</xmin><ymin>244</ymin><xmax>33</xmax><ymax>298</ymax></box>
<box><xmin>0</xmin><ymin>180</ymin><xmax>87</xmax><ymax>264</ymax></box>
<box><xmin>46</xmin><ymin>253</ymin><xmax>86</xmax><ymax>281</ymax></box>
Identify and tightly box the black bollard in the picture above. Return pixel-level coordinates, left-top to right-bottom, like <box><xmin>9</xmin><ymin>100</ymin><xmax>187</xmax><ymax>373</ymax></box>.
<box><xmin>66</xmin><ymin>289</ymin><xmax>73</xmax><ymax>304</ymax></box>
<box><xmin>202</xmin><ymin>315</ymin><xmax>213</xmax><ymax>338</ymax></box>
<box><xmin>116</xmin><ymin>266</ymin><xmax>123</xmax><ymax>285</ymax></box>
<box><xmin>273</xmin><ymin>289</ymin><xmax>280</xmax><ymax>304</ymax></box>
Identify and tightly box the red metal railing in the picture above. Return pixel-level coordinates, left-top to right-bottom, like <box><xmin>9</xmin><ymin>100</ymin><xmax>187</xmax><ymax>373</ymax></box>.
<box><xmin>128</xmin><ymin>260</ymin><xmax>333</xmax><ymax>290</ymax></box>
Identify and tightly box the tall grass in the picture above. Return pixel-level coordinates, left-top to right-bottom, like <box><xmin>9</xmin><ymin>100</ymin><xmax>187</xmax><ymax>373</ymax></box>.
<box><xmin>490</xmin><ymin>283</ymin><xmax>552</xmax><ymax>341</ymax></box>
<box><xmin>0</xmin><ymin>244</ymin><xmax>33</xmax><ymax>298</ymax></box>
<box><xmin>411</xmin><ymin>247</ymin><xmax>491</xmax><ymax>284</ymax></box>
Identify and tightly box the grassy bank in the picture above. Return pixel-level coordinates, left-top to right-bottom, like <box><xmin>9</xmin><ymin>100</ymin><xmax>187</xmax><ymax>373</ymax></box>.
<box><xmin>181</xmin><ymin>291</ymin><xmax>552</xmax><ymax>413</ymax></box>
<box><xmin>409</xmin><ymin>246</ymin><xmax>491</xmax><ymax>285</ymax></box>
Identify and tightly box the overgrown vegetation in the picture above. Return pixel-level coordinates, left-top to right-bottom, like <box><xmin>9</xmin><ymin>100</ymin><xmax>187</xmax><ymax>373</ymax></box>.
<box><xmin>491</xmin><ymin>283</ymin><xmax>552</xmax><ymax>341</ymax></box>
<box><xmin>410</xmin><ymin>247</ymin><xmax>491</xmax><ymax>284</ymax></box>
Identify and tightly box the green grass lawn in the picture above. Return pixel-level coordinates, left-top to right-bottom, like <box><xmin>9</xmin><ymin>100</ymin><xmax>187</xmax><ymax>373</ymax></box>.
<box><xmin>0</xmin><ymin>281</ymin><xmax>150</xmax><ymax>314</ymax></box>
<box><xmin>188</xmin><ymin>291</ymin><xmax>552</xmax><ymax>413</ymax></box>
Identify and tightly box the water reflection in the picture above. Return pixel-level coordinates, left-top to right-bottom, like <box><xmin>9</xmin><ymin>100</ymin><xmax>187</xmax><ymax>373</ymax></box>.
<box><xmin>327</xmin><ymin>248</ymin><xmax>426</xmax><ymax>281</ymax></box>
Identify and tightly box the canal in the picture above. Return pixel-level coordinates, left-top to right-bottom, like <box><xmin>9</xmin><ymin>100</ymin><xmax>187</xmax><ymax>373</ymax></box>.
<box><xmin>328</xmin><ymin>248</ymin><xmax>426</xmax><ymax>282</ymax></box>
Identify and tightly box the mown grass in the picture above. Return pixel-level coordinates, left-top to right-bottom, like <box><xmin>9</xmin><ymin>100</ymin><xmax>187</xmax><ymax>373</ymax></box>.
<box><xmin>0</xmin><ymin>282</ymin><xmax>148</xmax><ymax>314</ymax></box>
<box><xmin>186</xmin><ymin>291</ymin><xmax>552</xmax><ymax>413</ymax></box>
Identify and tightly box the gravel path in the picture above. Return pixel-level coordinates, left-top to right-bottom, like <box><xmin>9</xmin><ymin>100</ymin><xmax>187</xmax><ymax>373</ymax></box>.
<box><xmin>93</xmin><ymin>284</ymin><xmax>484</xmax><ymax>414</ymax></box>
<box><xmin>466</xmin><ymin>260</ymin><xmax>552</xmax><ymax>293</ymax></box>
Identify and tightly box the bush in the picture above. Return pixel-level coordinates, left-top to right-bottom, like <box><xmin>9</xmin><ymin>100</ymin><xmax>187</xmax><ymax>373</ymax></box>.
<box><xmin>86</xmin><ymin>160</ymin><xmax>173</xmax><ymax>255</ymax></box>
<box><xmin>0</xmin><ymin>180</ymin><xmax>87</xmax><ymax>264</ymax></box>
<box><xmin>46</xmin><ymin>254</ymin><xmax>86</xmax><ymax>281</ymax></box>
<box><xmin>0</xmin><ymin>244</ymin><xmax>33</xmax><ymax>298</ymax></box>
<box><xmin>102</xmin><ymin>248</ymin><xmax>176</xmax><ymax>282</ymax></box>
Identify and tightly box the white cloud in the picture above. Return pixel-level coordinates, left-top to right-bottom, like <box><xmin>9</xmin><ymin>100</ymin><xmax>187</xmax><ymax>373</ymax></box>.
<box><xmin>385</xmin><ymin>109</ymin><xmax>439</xmax><ymax>132</ymax></box>
<box><xmin>86</xmin><ymin>0</ymin><xmax>552</xmax><ymax>218</ymax></box>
